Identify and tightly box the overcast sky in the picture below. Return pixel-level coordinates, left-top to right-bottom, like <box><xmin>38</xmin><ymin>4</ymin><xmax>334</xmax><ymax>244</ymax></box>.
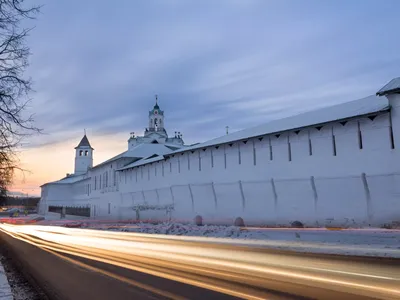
<box><xmin>11</xmin><ymin>0</ymin><xmax>400</xmax><ymax>195</ymax></box>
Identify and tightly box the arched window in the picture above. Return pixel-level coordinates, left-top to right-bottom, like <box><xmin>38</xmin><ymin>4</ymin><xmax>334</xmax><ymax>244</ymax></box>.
<box><xmin>85</xmin><ymin>150</ymin><xmax>88</xmax><ymax>156</ymax></box>
<box><xmin>79</xmin><ymin>150</ymin><xmax>83</xmax><ymax>156</ymax></box>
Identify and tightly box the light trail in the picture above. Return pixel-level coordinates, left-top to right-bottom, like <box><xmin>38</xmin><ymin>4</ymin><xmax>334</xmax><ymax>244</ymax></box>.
<box><xmin>0</xmin><ymin>223</ymin><xmax>399</xmax><ymax>300</ymax></box>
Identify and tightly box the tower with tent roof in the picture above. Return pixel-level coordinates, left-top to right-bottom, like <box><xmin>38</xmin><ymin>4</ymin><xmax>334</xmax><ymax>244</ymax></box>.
<box><xmin>74</xmin><ymin>134</ymin><xmax>94</xmax><ymax>175</ymax></box>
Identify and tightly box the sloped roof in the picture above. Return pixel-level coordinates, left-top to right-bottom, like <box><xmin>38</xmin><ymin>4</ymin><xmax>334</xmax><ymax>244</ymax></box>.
<box><xmin>118</xmin><ymin>155</ymin><xmax>164</xmax><ymax>171</ymax></box>
<box><xmin>126</xmin><ymin>143</ymin><xmax>174</xmax><ymax>157</ymax></box>
<box><xmin>376</xmin><ymin>77</ymin><xmax>400</xmax><ymax>96</ymax></box>
<box><xmin>40</xmin><ymin>174</ymin><xmax>87</xmax><ymax>187</ymax></box>
<box><xmin>75</xmin><ymin>135</ymin><xmax>93</xmax><ymax>149</ymax></box>
<box><xmin>92</xmin><ymin>143</ymin><xmax>177</xmax><ymax>170</ymax></box>
<box><xmin>171</xmin><ymin>94</ymin><xmax>389</xmax><ymax>155</ymax></box>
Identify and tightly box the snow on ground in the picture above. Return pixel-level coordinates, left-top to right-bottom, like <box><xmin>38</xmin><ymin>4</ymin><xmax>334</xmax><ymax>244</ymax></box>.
<box><xmin>94</xmin><ymin>223</ymin><xmax>256</xmax><ymax>237</ymax></box>
<box><xmin>2</xmin><ymin>215</ymin><xmax>400</xmax><ymax>258</ymax></box>
<box><xmin>81</xmin><ymin>222</ymin><xmax>400</xmax><ymax>258</ymax></box>
<box><xmin>0</xmin><ymin>251</ymin><xmax>45</xmax><ymax>300</ymax></box>
<box><xmin>0</xmin><ymin>263</ymin><xmax>12</xmax><ymax>300</ymax></box>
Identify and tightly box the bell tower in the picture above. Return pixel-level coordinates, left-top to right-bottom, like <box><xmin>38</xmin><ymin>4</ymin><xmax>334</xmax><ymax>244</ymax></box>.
<box><xmin>146</xmin><ymin>95</ymin><xmax>167</xmax><ymax>137</ymax></box>
<box><xmin>74</xmin><ymin>133</ymin><xmax>94</xmax><ymax>175</ymax></box>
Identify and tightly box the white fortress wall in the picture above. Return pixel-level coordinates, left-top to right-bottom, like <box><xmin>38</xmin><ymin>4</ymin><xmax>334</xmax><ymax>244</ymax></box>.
<box><xmin>111</xmin><ymin>110</ymin><xmax>400</xmax><ymax>227</ymax></box>
<box><xmin>38</xmin><ymin>86</ymin><xmax>400</xmax><ymax>227</ymax></box>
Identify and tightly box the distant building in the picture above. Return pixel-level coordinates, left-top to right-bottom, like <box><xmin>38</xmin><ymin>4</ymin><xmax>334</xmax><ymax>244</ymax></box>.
<box><xmin>39</xmin><ymin>78</ymin><xmax>400</xmax><ymax>227</ymax></box>
<box><xmin>39</xmin><ymin>99</ymin><xmax>186</xmax><ymax>215</ymax></box>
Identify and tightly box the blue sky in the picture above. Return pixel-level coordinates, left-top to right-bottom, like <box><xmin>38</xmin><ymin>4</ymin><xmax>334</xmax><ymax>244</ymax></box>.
<box><xmin>24</xmin><ymin>0</ymin><xmax>400</xmax><ymax>148</ymax></box>
<box><xmin>12</xmin><ymin>0</ymin><xmax>400</xmax><ymax>193</ymax></box>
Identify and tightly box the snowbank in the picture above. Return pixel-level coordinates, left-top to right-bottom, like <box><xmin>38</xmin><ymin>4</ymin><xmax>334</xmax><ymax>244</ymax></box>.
<box><xmin>82</xmin><ymin>222</ymin><xmax>400</xmax><ymax>258</ymax></box>
<box><xmin>96</xmin><ymin>223</ymin><xmax>266</xmax><ymax>238</ymax></box>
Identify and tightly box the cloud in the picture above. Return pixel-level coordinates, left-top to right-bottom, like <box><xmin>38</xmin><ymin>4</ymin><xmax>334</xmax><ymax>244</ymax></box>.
<box><xmin>11</xmin><ymin>0</ymin><xmax>400</xmax><ymax>192</ymax></box>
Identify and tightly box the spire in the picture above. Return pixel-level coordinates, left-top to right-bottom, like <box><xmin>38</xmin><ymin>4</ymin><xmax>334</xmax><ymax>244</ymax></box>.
<box><xmin>154</xmin><ymin>94</ymin><xmax>160</xmax><ymax>110</ymax></box>
<box><xmin>75</xmin><ymin>134</ymin><xmax>93</xmax><ymax>149</ymax></box>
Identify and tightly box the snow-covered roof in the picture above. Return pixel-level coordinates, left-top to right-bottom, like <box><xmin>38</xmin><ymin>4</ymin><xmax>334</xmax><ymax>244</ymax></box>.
<box><xmin>127</xmin><ymin>143</ymin><xmax>174</xmax><ymax>157</ymax></box>
<box><xmin>376</xmin><ymin>77</ymin><xmax>400</xmax><ymax>96</ymax></box>
<box><xmin>41</xmin><ymin>174</ymin><xmax>87</xmax><ymax>187</ymax></box>
<box><xmin>92</xmin><ymin>143</ymin><xmax>177</xmax><ymax>170</ymax></box>
<box><xmin>118</xmin><ymin>155</ymin><xmax>164</xmax><ymax>171</ymax></box>
<box><xmin>171</xmin><ymin>95</ymin><xmax>389</xmax><ymax>155</ymax></box>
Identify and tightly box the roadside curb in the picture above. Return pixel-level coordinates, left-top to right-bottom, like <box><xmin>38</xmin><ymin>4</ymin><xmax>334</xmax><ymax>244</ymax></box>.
<box><xmin>0</xmin><ymin>264</ymin><xmax>12</xmax><ymax>300</ymax></box>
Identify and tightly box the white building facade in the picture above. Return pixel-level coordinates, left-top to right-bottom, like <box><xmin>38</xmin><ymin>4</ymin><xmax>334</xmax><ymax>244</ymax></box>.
<box><xmin>39</xmin><ymin>78</ymin><xmax>400</xmax><ymax>227</ymax></box>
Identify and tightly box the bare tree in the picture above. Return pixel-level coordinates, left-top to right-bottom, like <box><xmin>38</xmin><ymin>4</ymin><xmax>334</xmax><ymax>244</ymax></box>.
<box><xmin>0</xmin><ymin>0</ymin><xmax>40</xmax><ymax>204</ymax></box>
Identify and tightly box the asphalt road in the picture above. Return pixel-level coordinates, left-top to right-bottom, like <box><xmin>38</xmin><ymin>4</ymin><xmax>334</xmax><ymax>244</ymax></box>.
<box><xmin>0</xmin><ymin>224</ymin><xmax>399</xmax><ymax>300</ymax></box>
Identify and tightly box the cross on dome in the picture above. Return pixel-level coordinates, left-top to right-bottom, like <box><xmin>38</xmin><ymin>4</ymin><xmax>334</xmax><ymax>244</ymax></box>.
<box><xmin>154</xmin><ymin>94</ymin><xmax>160</xmax><ymax>110</ymax></box>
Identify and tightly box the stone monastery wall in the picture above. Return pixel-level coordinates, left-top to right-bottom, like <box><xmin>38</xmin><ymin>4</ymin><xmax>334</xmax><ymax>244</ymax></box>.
<box><xmin>112</xmin><ymin>111</ymin><xmax>400</xmax><ymax>227</ymax></box>
<box><xmin>39</xmin><ymin>91</ymin><xmax>400</xmax><ymax>227</ymax></box>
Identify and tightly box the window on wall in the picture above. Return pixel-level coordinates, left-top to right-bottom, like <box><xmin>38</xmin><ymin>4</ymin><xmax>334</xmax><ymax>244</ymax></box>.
<box><xmin>85</xmin><ymin>150</ymin><xmax>88</xmax><ymax>156</ymax></box>
<box><xmin>224</xmin><ymin>152</ymin><xmax>227</xmax><ymax>169</ymax></box>
<box><xmin>253</xmin><ymin>142</ymin><xmax>257</xmax><ymax>166</ymax></box>
<box><xmin>357</xmin><ymin>121</ymin><xmax>363</xmax><ymax>149</ymax></box>
<box><xmin>198</xmin><ymin>152</ymin><xmax>201</xmax><ymax>171</ymax></box>
<box><xmin>332</xmin><ymin>135</ymin><xmax>337</xmax><ymax>156</ymax></box>
<box><xmin>389</xmin><ymin>112</ymin><xmax>395</xmax><ymax>149</ymax></box>
<box><xmin>269</xmin><ymin>138</ymin><xmax>273</xmax><ymax>161</ymax></box>
<box><xmin>113</xmin><ymin>171</ymin><xmax>116</xmax><ymax>186</ymax></box>
<box><xmin>79</xmin><ymin>150</ymin><xmax>83</xmax><ymax>156</ymax></box>
<box><xmin>94</xmin><ymin>176</ymin><xmax>97</xmax><ymax>190</ymax></box>
<box><xmin>332</xmin><ymin>128</ymin><xmax>337</xmax><ymax>156</ymax></box>
<box><xmin>99</xmin><ymin>175</ymin><xmax>102</xmax><ymax>189</ymax></box>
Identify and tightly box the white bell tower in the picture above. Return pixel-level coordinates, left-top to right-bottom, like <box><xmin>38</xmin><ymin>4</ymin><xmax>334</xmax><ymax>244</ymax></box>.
<box><xmin>149</xmin><ymin>95</ymin><xmax>165</xmax><ymax>131</ymax></box>
<box><xmin>74</xmin><ymin>133</ymin><xmax>94</xmax><ymax>175</ymax></box>
<box><xmin>146</xmin><ymin>95</ymin><xmax>167</xmax><ymax>138</ymax></box>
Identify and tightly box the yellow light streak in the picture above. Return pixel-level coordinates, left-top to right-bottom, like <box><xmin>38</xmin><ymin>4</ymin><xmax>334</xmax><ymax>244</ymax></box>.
<box><xmin>1</xmin><ymin>223</ymin><xmax>399</xmax><ymax>300</ymax></box>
